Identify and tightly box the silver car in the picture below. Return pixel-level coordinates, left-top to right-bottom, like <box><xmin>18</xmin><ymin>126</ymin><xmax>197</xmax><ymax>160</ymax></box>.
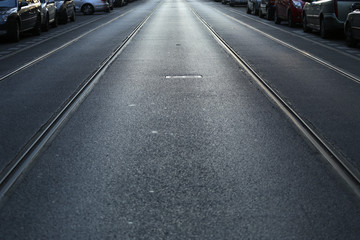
<box><xmin>40</xmin><ymin>0</ymin><xmax>57</xmax><ymax>31</ymax></box>
<box><xmin>74</xmin><ymin>0</ymin><xmax>110</xmax><ymax>15</ymax></box>
<box><xmin>302</xmin><ymin>0</ymin><xmax>359</xmax><ymax>38</ymax></box>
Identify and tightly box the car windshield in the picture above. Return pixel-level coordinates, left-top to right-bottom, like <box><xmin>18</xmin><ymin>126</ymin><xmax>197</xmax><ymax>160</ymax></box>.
<box><xmin>0</xmin><ymin>0</ymin><xmax>16</xmax><ymax>8</ymax></box>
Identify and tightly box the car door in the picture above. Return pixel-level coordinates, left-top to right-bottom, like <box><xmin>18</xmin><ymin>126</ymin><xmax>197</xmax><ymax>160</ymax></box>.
<box><xmin>353</xmin><ymin>12</ymin><xmax>360</xmax><ymax>39</ymax></box>
<box><xmin>48</xmin><ymin>0</ymin><xmax>56</xmax><ymax>21</ymax></box>
<box><xmin>277</xmin><ymin>0</ymin><xmax>287</xmax><ymax>19</ymax></box>
<box><xmin>18</xmin><ymin>0</ymin><xmax>33</xmax><ymax>30</ymax></box>
<box><xmin>305</xmin><ymin>0</ymin><xmax>320</xmax><ymax>27</ymax></box>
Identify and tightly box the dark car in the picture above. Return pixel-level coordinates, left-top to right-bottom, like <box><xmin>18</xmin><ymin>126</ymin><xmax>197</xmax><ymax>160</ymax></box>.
<box><xmin>259</xmin><ymin>0</ymin><xmax>275</xmax><ymax>19</ymax></box>
<box><xmin>302</xmin><ymin>0</ymin><xmax>358</xmax><ymax>38</ymax></box>
<box><xmin>0</xmin><ymin>0</ymin><xmax>42</xmax><ymax>42</ymax></box>
<box><xmin>274</xmin><ymin>0</ymin><xmax>305</xmax><ymax>27</ymax></box>
<box><xmin>54</xmin><ymin>0</ymin><xmax>75</xmax><ymax>24</ymax></box>
<box><xmin>345</xmin><ymin>3</ymin><xmax>360</xmax><ymax>47</ymax></box>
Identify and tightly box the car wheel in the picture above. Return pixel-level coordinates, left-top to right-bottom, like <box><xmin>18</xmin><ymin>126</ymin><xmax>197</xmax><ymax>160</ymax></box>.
<box><xmin>320</xmin><ymin>17</ymin><xmax>329</xmax><ymax>38</ymax></box>
<box><xmin>32</xmin><ymin>15</ymin><xmax>41</xmax><ymax>36</ymax></box>
<box><xmin>302</xmin><ymin>13</ymin><xmax>310</xmax><ymax>32</ymax></box>
<box><xmin>51</xmin><ymin>13</ymin><xmax>58</xmax><ymax>27</ymax></box>
<box><xmin>274</xmin><ymin>9</ymin><xmax>281</xmax><ymax>24</ymax></box>
<box><xmin>42</xmin><ymin>14</ymin><xmax>50</xmax><ymax>32</ymax></box>
<box><xmin>7</xmin><ymin>20</ymin><xmax>20</xmax><ymax>42</ymax></box>
<box><xmin>82</xmin><ymin>4</ymin><xmax>94</xmax><ymax>15</ymax></box>
<box><xmin>288</xmin><ymin>11</ymin><xmax>294</xmax><ymax>27</ymax></box>
<box><xmin>70</xmin><ymin>9</ymin><xmax>76</xmax><ymax>21</ymax></box>
<box><xmin>259</xmin><ymin>8</ymin><xmax>264</xmax><ymax>18</ymax></box>
<box><xmin>345</xmin><ymin>23</ymin><xmax>357</xmax><ymax>47</ymax></box>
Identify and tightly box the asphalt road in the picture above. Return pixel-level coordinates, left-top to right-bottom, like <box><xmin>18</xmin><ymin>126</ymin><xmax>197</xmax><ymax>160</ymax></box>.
<box><xmin>0</xmin><ymin>0</ymin><xmax>360</xmax><ymax>239</ymax></box>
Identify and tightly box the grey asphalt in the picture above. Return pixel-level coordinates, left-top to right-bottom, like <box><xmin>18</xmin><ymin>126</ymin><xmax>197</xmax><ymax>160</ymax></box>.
<box><xmin>0</xmin><ymin>0</ymin><xmax>359</xmax><ymax>238</ymax></box>
<box><xmin>189</xmin><ymin>0</ymin><xmax>360</xmax><ymax>175</ymax></box>
<box><xmin>0</xmin><ymin>0</ymin><xmax>160</xmax><ymax>174</ymax></box>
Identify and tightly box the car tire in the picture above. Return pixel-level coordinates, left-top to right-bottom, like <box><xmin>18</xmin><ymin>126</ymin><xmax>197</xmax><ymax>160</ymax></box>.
<box><xmin>247</xmin><ymin>5</ymin><xmax>251</xmax><ymax>14</ymax></box>
<box><xmin>259</xmin><ymin>8</ymin><xmax>263</xmax><ymax>18</ymax></box>
<box><xmin>42</xmin><ymin>14</ymin><xmax>50</xmax><ymax>32</ymax></box>
<box><xmin>345</xmin><ymin>23</ymin><xmax>357</xmax><ymax>47</ymax></box>
<box><xmin>82</xmin><ymin>4</ymin><xmax>94</xmax><ymax>15</ymax></box>
<box><xmin>320</xmin><ymin>17</ymin><xmax>329</xmax><ymax>38</ymax></box>
<box><xmin>288</xmin><ymin>11</ymin><xmax>294</xmax><ymax>27</ymax></box>
<box><xmin>32</xmin><ymin>15</ymin><xmax>41</xmax><ymax>36</ymax></box>
<box><xmin>302</xmin><ymin>13</ymin><xmax>310</xmax><ymax>32</ymax></box>
<box><xmin>51</xmin><ymin>13</ymin><xmax>58</xmax><ymax>27</ymax></box>
<box><xmin>274</xmin><ymin>9</ymin><xmax>281</xmax><ymax>24</ymax></box>
<box><xmin>7</xmin><ymin>20</ymin><xmax>20</xmax><ymax>42</ymax></box>
<box><xmin>70</xmin><ymin>9</ymin><xmax>76</xmax><ymax>21</ymax></box>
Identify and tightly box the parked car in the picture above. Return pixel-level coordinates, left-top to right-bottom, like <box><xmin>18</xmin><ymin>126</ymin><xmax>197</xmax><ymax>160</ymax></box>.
<box><xmin>344</xmin><ymin>3</ymin><xmax>360</xmax><ymax>47</ymax></box>
<box><xmin>247</xmin><ymin>0</ymin><xmax>261</xmax><ymax>14</ymax></box>
<box><xmin>259</xmin><ymin>0</ymin><xmax>276</xmax><ymax>19</ymax></box>
<box><xmin>55</xmin><ymin>0</ymin><xmax>75</xmax><ymax>24</ymax></box>
<box><xmin>113</xmin><ymin>0</ymin><xmax>126</xmax><ymax>7</ymax></box>
<box><xmin>74</xmin><ymin>0</ymin><xmax>110</xmax><ymax>14</ymax></box>
<box><xmin>0</xmin><ymin>0</ymin><xmax>41</xmax><ymax>42</ymax></box>
<box><xmin>40</xmin><ymin>0</ymin><xmax>57</xmax><ymax>31</ymax></box>
<box><xmin>229</xmin><ymin>0</ymin><xmax>247</xmax><ymax>6</ymax></box>
<box><xmin>274</xmin><ymin>0</ymin><xmax>304</xmax><ymax>27</ymax></box>
<box><xmin>302</xmin><ymin>0</ymin><xmax>359</xmax><ymax>38</ymax></box>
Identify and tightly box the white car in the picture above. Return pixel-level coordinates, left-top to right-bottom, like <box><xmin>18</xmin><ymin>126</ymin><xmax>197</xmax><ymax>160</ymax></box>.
<box><xmin>74</xmin><ymin>0</ymin><xmax>110</xmax><ymax>15</ymax></box>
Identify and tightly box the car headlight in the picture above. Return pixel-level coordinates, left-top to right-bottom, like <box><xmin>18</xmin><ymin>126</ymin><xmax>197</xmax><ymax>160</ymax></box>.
<box><xmin>292</xmin><ymin>0</ymin><xmax>302</xmax><ymax>9</ymax></box>
<box><xmin>0</xmin><ymin>8</ymin><xmax>17</xmax><ymax>23</ymax></box>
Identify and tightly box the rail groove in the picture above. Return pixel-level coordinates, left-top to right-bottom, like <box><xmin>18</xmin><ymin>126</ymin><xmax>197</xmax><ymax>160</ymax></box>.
<box><xmin>189</xmin><ymin>4</ymin><xmax>360</xmax><ymax>197</ymax></box>
<box><xmin>0</xmin><ymin>3</ymin><xmax>160</xmax><ymax>200</ymax></box>
<box><xmin>0</xmin><ymin>9</ymin><xmax>134</xmax><ymax>82</ymax></box>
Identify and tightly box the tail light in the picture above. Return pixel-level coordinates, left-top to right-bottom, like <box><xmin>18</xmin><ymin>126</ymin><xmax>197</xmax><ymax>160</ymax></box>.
<box><xmin>334</xmin><ymin>0</ymin><xmax>338</xmax><ymax>18</ymax></box>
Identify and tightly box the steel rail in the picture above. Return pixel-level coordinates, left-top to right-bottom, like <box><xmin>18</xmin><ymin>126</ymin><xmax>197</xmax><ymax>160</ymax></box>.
<box><xmin>209</xmin><ymin>6</ymin><xmax>360</xmax><ymax>85</ymax></box>
<box><xmin>0</xmin><ymin>2</ymin><xmax>160</xmax><ymax>200</ymax></box>
<box><xmin>189</xmin><ymin>4</ymin><xmax>360</xmax><ymax>197</ymax></box>
<box><xmin>0</xmin><ymin>9</ymin><xmax>124</xmax><ymax>61</ymax></box>
<box><xmin>221</xmin><ymin>5</ymin><xmax>360</xmax><ymax>61</ymax></box>
<box><xmin>0</xmin><ymin>9</ymin><xmax>135</xmax><ymax>82</ymax></box>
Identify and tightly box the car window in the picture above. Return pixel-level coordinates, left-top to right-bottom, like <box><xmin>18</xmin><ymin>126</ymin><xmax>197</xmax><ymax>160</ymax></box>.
<box><xmin>0</xmin><ymin>0</ymin><xmax>16</xmax><ymax>7</ymax></box>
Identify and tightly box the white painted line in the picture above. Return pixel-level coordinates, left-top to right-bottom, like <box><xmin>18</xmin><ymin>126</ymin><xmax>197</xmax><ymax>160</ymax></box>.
<box><xmin>165</xmin><ymin>75</ymin><xmax>202</xmax><ymax>79</ymax></box>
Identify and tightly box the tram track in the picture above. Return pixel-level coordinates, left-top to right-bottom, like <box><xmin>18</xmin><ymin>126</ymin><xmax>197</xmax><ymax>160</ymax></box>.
<box><xmin>223</xmin><ymin>7</ymin><xmax>360</xmax><ymax>62</ymax></box>
<box><xmin>208</xmin><ymin>2</ymin><xmax>360</xmax><ymax>62</ymax></box>
<box><xmin>0</xmin><ymin>10</ymin><xmax>120</xmax><ymax>61</ymax></box>
<box><xmin>189</xmin><ymin>3</ymin><xmax>360</xmax><ymax>197</ymax></box>
<box><xmin>0</xmin><ymin>2</ymin><xmax>161</xmax><ymax>200</ymax></box>
<box><xmin>0</xmin><ymin>9</ymin><xmax>135</xmax><ymax>82</ymax></box>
